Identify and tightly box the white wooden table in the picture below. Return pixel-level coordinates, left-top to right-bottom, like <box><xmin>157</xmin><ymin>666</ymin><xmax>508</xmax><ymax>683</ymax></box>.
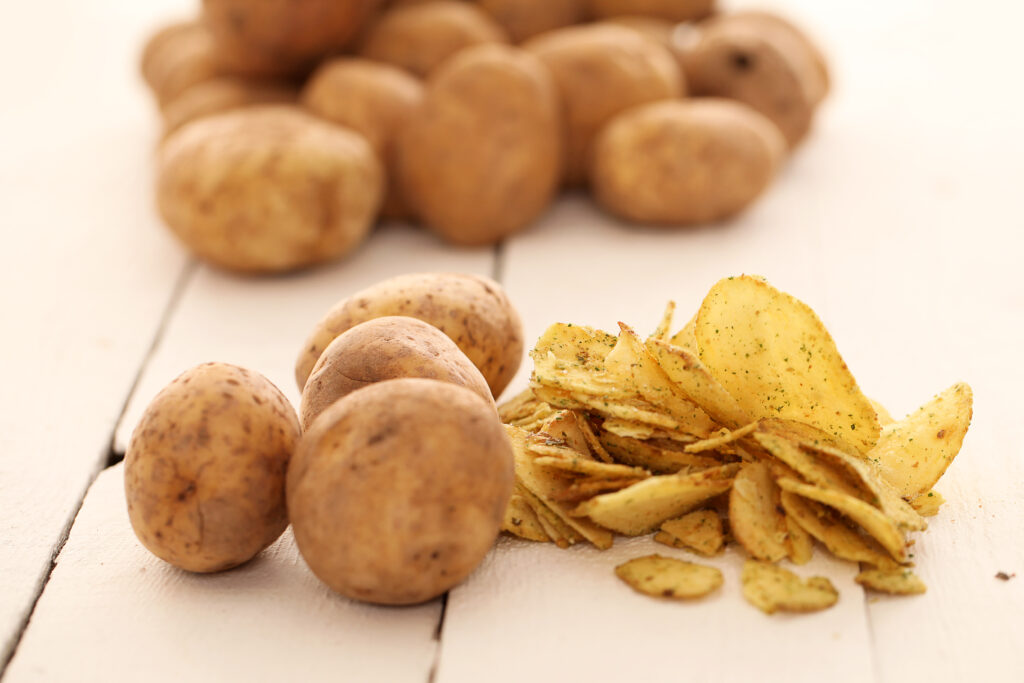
<box><xmin>2</xmin><ymin>1</ymin><xmax>1022</xmax><ymax>681</ymax></box>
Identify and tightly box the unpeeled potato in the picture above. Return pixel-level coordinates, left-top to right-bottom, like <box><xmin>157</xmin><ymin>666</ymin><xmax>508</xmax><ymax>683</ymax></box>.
<box><xmin>140</xmin><ymin>20</ymin><xmax>220</xmax><ymax>109</ymax></box>
<box><xmin>478</xmin><ymin>0</ymin><xmax>588</xmax><ymax>43</ymax></box>
<box><xmin>162</xmin><ymin>76</ymin><xmax>298</xmax><ymax>136</ymax></box>
<box><xmin>589</xmin><ymin>0</ymin><xmax>715</xmax><ymax>23</ymax></box>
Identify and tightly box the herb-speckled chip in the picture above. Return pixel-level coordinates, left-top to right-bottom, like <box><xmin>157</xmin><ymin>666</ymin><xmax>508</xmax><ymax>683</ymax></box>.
<box><xmin>741</xmin><ymin>560</ymin><xmax>838</xmax><ymax>614</ymax></box>
<box><xmin>615</xmin><ymin>554</ymin><xmax>723</xmax><ymax>600</ymax></box>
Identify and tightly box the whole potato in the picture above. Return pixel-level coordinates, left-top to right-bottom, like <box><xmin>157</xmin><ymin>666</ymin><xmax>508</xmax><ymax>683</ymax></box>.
<box><xmin>295</xmin><ymin>272</ymin><xmax>523</xmax><ymax>399</ymax></box>
<box><xmin>477</xmin><ymin>0</ymin><xmax>588</xmax><ymax>43</ymax></box>
<box><xmin>157</xmin><ymin>105</ymin><xmax>383</xmax><ymax>273</ymax></box>
<box><xmin>302</xmin><ymin>58</ymin><xmax>424</xmax><ymax>220</ymax></box>
<box><xmin>396</xmin><ymin>44</ymin><xmax>561</xmax><ymax>245</ymax></box>
<box><xmin>589</xmin><ymin>0</ymin><xmax>714</xmax><ymax>23</ymax></box>
<box><xmin>590</xmin><ymin>99</ymin><xmax>785</xmax><ymax>224</ymax></box>
<box><xmin>300</xmin><ymin>316</ymin><xmax>493</xmax><ymax>429</ymax></box>
<box><xmin>162</xmin><ymin>76</ymin><xmax>298</xmax><ymax>136</ymax></box>
<box><xmin>678</xmin><ymin>12</ymin><xmax>829</xmax><ymax>147</ymax></box>
<box><xmin>359</xmin><ymin>1</ymin><xmax>508</xmax><ymax>78</ymax></box>
<box><xmin>125</xmin><ymin>362</ymin><xmax>300</xmax><ymax>573</ymax></box>
<box><xmin>140</xmin><ymin>20</ymin><xmax>220</xmax><ymax>109</ymax></box>
<box><xmin>524</xmin><ymin>24</ymin><xmax>683</xmax><ymax>185</ymax></box>
<box><xmin>288</xmin><ymin>378</ymin><xmax>514</xmax><ymax>604</ymax></box>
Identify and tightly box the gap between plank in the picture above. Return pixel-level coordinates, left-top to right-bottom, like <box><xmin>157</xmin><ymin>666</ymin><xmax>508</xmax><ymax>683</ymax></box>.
<box><xmin>862</xmin><ymin>592</ymin><xmax>883</xmax><ymax>683</ymax></box>
<box><xmin>0</xmin><ymin>260</ymin><xmax>197</xmax><ymax>680</ymax></box>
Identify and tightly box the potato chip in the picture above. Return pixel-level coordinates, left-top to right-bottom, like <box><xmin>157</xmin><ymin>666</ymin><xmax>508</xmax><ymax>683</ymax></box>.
<box><xmin>780</xmin><ymin>491</ymin><xmax>896</xmax><ymax>568</ymax></box>
<box><xmin>651</xmin><ymin>301</ymin><xmax>676</xmax><ymax>343</ymax></box>
<box><xmin>741</xmin><ymin>560</ymin><xmax>838</xmax><ymax>614</ymax></box>
<box><xmin>503</xmin><ymin>494</ymin><xmax>550</xmax><ymax>542</ymax></box>
<box><xmin>669</xmin><ymin>311</ymin><xmax>699</xmax><ymax>354</ymax></box>
<box><xmin>856</xmin><ymin>568</ymin><xmax>927</xmax><ymax>595</ymax></box>
<box><xmin>777</xmin><ymin>478</ymin><xmax>908</xmax><ymax>562</ymax></box>
<box><xmin>754</xmin><ymin>431</ymin><xmax>871</xmax><ymax>503</ymax></box>
<box><xmin>694</xmin><ymin>276</ymin><xmax>880</xmax><ymax>452</ymax></box>
<box><xmin>785</xmin><ymin>513</ymin><xmax>814</xmax><ymax>565</ymax></box>
<box><xmin>869</xmin><ymin>382</ymin><xmax>973</xmax><ymax>499</ymax></box>
<box><xmin>537</xmin><ymin>410</ymin><xmax>592</xmax><ymax>456</ymax></box>
<box><xmin>730</xmin><ymin>462</ymin><xmax>788</xmax><ymax>562</ymax></box>
<box><xmin>498</xmin><ymin>387</ymin><xmax>544</xmax><ymax>424</ymax></box>
<box><xmin>576</xmin><ymin>413</ymin><xmax>615</xmax><ymax>463</ymax></box>
<box><xmin>686</xmin><ymin>422</ymin><xmax>759</xmax><ymax>454</ymax></box>
<box><xmin>601</xmin><ymin>418</ymin><xmax>699</xmax><ymax>444</ymax></box>
<box><xmin>599</xmin><ymin>431</ymin><xmax>723</xmax><ymax>473</ymax></box>
<box><xmin>534</xmin><ymin>456</ymin><xmax>648</xmax><ymax>479</ymax></box>
<box><xmin>870</xmin><ymin>398</ymin><xmax>895</xmax><ymax>426</ymax></box>
<box><xmin>569</xmin><ymin>392</ymin><xmax>682</xmax><ymax>430</ymax></box>
<box><xmin>615</xmin><ymin>555</ymin><xmax>723</xmax><ymax>600</ymax></box>
<box><xmin>909</xmin><ymin>490</ymin><xmax>945</xmax><ymax>517</ymax></box>
<box><xmin>574</xmin><ymin>464</ymin><xmax>740</xmax><ymax>536</ymax></box>
<box><xmin>658</xmin><ymin>510</ymin><xmax>724</xmax><ymax>556</ymax></box>
<box><xmin>548</xmin><ymin>477</ymin><xmax>647</xmax><ymax>504</ymax></box>
<box><xmin>531</xmin><ymin>323</ymin><xmax>623</xmax><ymax>396</ymax></box>
<box><xmin>530</xmin><ymin>384</ymin><xmax>587</xmax><ymax>411</ymax></box>
<box><xmin>517</xmin><ymin>485</ymin><xmax>577</xmax><ymax>548</ymax></box>
<box><xmin>648</xmin><ymin>339</ymin><xmax>751</xmax><ymax>430</ymax></box>
<box><xmin>756</xmin><ymin>418</ymin><xmax>863</xmax><ymax>460</ymax></box>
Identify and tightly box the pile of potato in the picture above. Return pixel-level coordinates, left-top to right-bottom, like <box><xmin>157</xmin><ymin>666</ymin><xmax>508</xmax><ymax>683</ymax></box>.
<box><xmin>126</xmin><ymin>272</ymin><xmax>524</xmax><ymax>604</ymax></box>
<box><xmin>144</xmin><ymin>1</ymin><xmax>829</xmax><ymax>273</ymax></box>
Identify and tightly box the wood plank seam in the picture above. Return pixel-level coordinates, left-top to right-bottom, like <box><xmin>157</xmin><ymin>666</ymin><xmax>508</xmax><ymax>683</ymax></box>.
<box><xmin>861</xmin><ymin>585</ymin><xmax>883</xmax><ymax>682</ymax></box>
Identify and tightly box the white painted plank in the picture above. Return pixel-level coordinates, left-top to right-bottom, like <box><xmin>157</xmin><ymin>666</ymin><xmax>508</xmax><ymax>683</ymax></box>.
<box><xmin>113</xmin><ymin>225</ymin><xmax>496</xmax><ymax>453</ymax></box>
<box><xmin>0</xmin><ymin>0</ymin><xmax>193</xmax><ymax>664</ymax></box>
<box><xmin>4</xmin><ymin>464</ymin><xmax>442</xmax><ymax>683</ymax></box>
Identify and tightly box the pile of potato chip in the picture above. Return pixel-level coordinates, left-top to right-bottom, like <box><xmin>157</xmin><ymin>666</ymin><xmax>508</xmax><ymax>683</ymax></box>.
<box><xmin>499</xmin><ymin>275</ymin><xmax>972</xmax><ymax>614</ymax></box>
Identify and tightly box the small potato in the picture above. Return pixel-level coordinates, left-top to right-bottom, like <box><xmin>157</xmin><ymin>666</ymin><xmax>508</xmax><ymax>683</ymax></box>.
<box><xmin>162</xmin><ymin>76</ymin><xmax>298</xmax><ymax>136</ymax></box>
<box><xmin>590</xmin><ymin>0</ymin><xmax>715</xmax><ymax>23</ymax></box>
<box><xmin>125</xmin><ymin>363</ymin><xmax>300</xmax><ymax>573</ymax></box>
<box><xmin>590</xmin><ymin>99</ymin><xmax>785</xmax><ymax>224</ymax></box>
<box><xmin>157</xmin><ymin>105</ymin><xmax>383</xmax><ymax>273</ymax></box>
<box><xmin>396</xmin><ymin>44</ymin><xmax>561</xmax><ymax>245</ymax></box>
<box><xmin>359</xmin><ymin>1</ymin><xmax>509</xmax><ymax>78</ymax></box>
<box><xmin>302</xmin><ymin>58</ymin><xmax>423</xmax><ymax>220</ymax></box>
<box><xmin>202</xmin><ymin>0</ymin><xmax>381</xmax><ymax>76</ymax></box>
<box><xmin>140</xmin><ymin>20</ymin><xmax>220</xmax><ymax>109</ymax></box>
<box><xmin>295</xmin><ymin>272</ymin><xmax>523</xmax><ymax>399</ymax></box>
<box><xmin>288</xmin><ymin>378</ymin><xmax>514</xmax><ymax>604</ymax></box>
<box><xmin>678</xmin><ymin>11</ymin><xmax>829</xmax><ymax>147</ymax></box>
<box><xmin>300</xmin><ymin>316</ymin><xmax>493</xmax><ymax>430</ymax></box>
<box><xmin>478</xmin><ymin>0</ymin><xmax>588</xmax><ymax>43</ymax></box>
<box><xmin>524</xmin><ymin>24</ymin><xmax>683</xmax><ymax>185</ymax></box>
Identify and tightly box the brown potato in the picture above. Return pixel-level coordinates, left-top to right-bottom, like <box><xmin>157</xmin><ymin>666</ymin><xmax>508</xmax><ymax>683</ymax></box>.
<box><xmin>140</xmin><ymin>20</ymin><xmax>220</xmax><ymax>109</ymax></box>
<box><xmin>157</xmin><ymin>105</ymin><xmax>383</xmax><ymax>273</ymax></box>
<box><xmin>125</xmin><ymin>362</ymin><xmax>300</xmax><ymax>573</ymax></box>
<box><xmin>302</xmin><ymin>58</ymin><xmax>423</xmax><ymax>220</ymax></box>
<box><xmin>590</xmin><ymin>99</ymin><xmax>784</xmax><ymax>224</ymax></box>
<box><xmin>678</xmin><ymin>11</ymin><xmax>829</xmax><ymax>147</ymax></box>
<box><xmin>478</xmin><ymin>0</ymin><xmax>588</xmax><ymax>43</ymax></box>
<box><xmin>590</xmin><ymin>0</ymin><xmax>714</xmax><ymax>23</ymax></box>
<box><xmin>162</xmin><ymin>76</ymin><xmax>298</xmax><ymax>136</ymax></box>
<box><xmin>396</xmin><ymin>44</ymin><xmax>561</xmax><ymax>244</ymax></box>
<box><xmin>359</xmin><ymin>1</ymin><xmax>509</xmax><ymax>78</ymax></box>
<box><xmin>524</xmin><ymin>24</ymin><xmax>683</xmax><ymax>184</ymax></box>
<box><xmin>300</xmin><ymin>316</ymin><xmax>493</xmax><ymax>429</ymax></box>
<box><xmin>295</xmin><ymin>272</ymin><xmax>523</xmax><ymax>399</ymax></box>
<box><xmin>288</xmin><ymin>378</ymin><xmax>514</xmax><ymax>604</ymax></box>
<box><xmin>202</xmin><ymin>0</ymin><xmax>381</xmax><ymax>76</ymax></box>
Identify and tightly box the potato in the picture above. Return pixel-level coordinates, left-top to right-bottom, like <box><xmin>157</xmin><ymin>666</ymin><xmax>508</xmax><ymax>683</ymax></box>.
<box><xmin>589</xmin><ymin>0</ymin><xmax>715</xmax><ymax>23</ymax></box>
<box><xmin>477</xmin><ymin>0</ymin><xmax>588</xmax><ymax>43</ymax></box>
<box><xmin>140</xmin><ymin>20</ymin><xmax>220</xmax><ymax>109</ymax></box>
<box><xmin>396</xmin><ymin>44</ymin><xmax>561</xmax><ymax>244</ymax></box>
<box><xmin>295</xmin><ymin>272</ymin><xmax>523</xmax><ymax>398</ymax></box>
<box><xmin>524</xmin><ymin>24</ymin><xmax>683</xmax><ymax>184</ymax></box>
<box><xmin>288</xmin><ymin>378</ymin><xmax>514</xmax><ymax>604</ymax></box>
<box><xmin>157</xmin><ymin>105</ymin><xmax>383</xmax><ymax>273</ymax></box>
<box><xmin>590</xmin><ymin>99</ymin><xmax>785</xmax><ymax>224</ymax></box>
<box><xmin>302</xmin><ymin>58</ymin><xmax>423</xmax><ymax>220</ymax></box>
<box><xmin>162</xmin><ymin>76</ymin><xmax>298</xmax><ymax>136</ymax></box>
<box><xmin>678</xmin><ymin>11</ymin><xmax>829</xmax><ymax>147</ymax></box>
<box><xmin>125</xmin><ymin>362</ymin><xmax>300</xmax><ymax>573</ymax></box>
<box><xmin>300</xmin><ymin>316</ymin><xmax>493</xmax><ymax>429</ymax></box>
<box><xmin>606</xmin><ymin>15</ymin><xmax>675</xmax><ymax>49</ymax></box>
<box><xmin>359</xmin><ymin>1</ymin><xmax>509</xmax><ymax>78</ymax></box>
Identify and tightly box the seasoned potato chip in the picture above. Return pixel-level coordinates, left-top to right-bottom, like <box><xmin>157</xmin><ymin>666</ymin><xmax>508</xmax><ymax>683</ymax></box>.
<box><xmin>503</xmin><ymin>494</ymin><xmax>550</xmax><ymax>542</ymax></box>
<box><xmin>869</xmin><ymin>382</ymin><xmax>973</xmax><ymax>498</ymax></box>
<box><xmin>741</xmin><ymin>560</ymin><xmax>838</xmax><ymax>614</ymax></box>
<box><xmin>909</xmin><ymin>490</ymin><xmax>945</xmax><ymax>517</ymax></box>
<box><xmin>658</xmin><ymin>509</ymin><xmax>724</xmax><ymax>556</ymax></box>
<box><xmin>534</xmin><ymin>456</ymin><xmax>648</xmax><ymax>479</ymax></box>
<box><xmin>756</xmin><ymin>418</ymin><xmax>863</xmax><ymax>460</ymax></box>
<box><xmin>548</xmin><ymin>477</ymin><xmax>647</xmax><ymax>504</ymax></box>
<box><xmin>615</xmin><ymin>554</ymin><xmax>723</xmax><ymax>600</ymax></box>
<box><xmin>780</xmin><ymin>491</ymin><xmax>896</xmax><ymax>568</ymax></box>
<box><xmin>576</xmin><ymin>413</ymin><xmax>615</xmax><ymax>463</ymax></box>
<box><xmin>530</xmin><ymin>384</ymin><xmax>587</xmax><ymax>411</ymax></box>
<box><xmin>599</xmin><ymin>431</ymin><xmax>722</xmax><ymax>473</ymax></box>
<box><xmin>648</xmin><ymin>339</ymin><xmax>750</xmax><ymax>429</ymax></box>
<box><xmin>668</xmin><ymin>312</ymin><xmax>699</xmax><ymax>354</ymax></box>
<box><xmin>537</xmin><ymin>410</ymin><xmax>592</xmax><ymax>455</ymax></box>
<box><xmin>856</xmin><ymin>568</ymin><xmax>927</xmax><ymax>595</ymax></box>
<box><xmin>517</xmin><ymin>485</ymin><xmax>577</xmax><ymax>548</ymax></box>
<box><xmin>695</xmin><ymin>276</ymin><xmax>880</xmax><ymax>452</ymax></box>
<box><xmin>686</xmin><ymin>422</ymin><xmax>759</xmax><ymax>453</ymax></box>
<box><xmin>870</xmin><ymin>398</ymin><xmax>895</xmax><ymax>426</ymax></box>
<box><xmin>569</xmin><ymin>392</ymin><xmax>682</xmax><ymax>430</ymax></box>
<box><xmin>651</xmin><ymin>301</ymin><xmax>676</xmax><ymax>343</ymax></box>
<box><xmin>785</xmin><ymin>513</ymin><xmax>814</xmax><ymax>565</ymax></box>
<box><xmin>754</xmin><ymin>431</ymin><xmax>871</xmax><ymax>502</ymax></box>
<box><xmin>574</xmin><ymin>464</ymin><xmax>739</xmax><ymax>535</ymax></box>
<box><xmin>730</xmin><ymin>462</ymin><xmax>788</xmax><ymax>562</ymax></box>
<box><xmin>601</xmin><ymin>418</ymin><xmax>699</xmax><ymax>444</ymax></box>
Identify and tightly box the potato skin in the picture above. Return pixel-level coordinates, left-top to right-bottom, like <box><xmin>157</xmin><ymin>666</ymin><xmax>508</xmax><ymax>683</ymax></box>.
<box><xmin>591</xmin><ymin>99</ymin><xmax>784</xmax><ymax>224</ymax></box>
<box><xmin>396</xmin><ymin>44</ymin><xmax>561</xmax><ymax>245</ymax></box>
<box><xmin>288</xmin><ymin>378</ymin><xmax>514</xmax><ymax>604</ymax></box>
<box><xmin>295</xmin><ymin>272</ymin><xmax>523</xmax><ymax>399</ymax></box>
<box><xmin>301</xmin><ymin>58</ymin><xmax>424</xmax><ymax>220</ymax></box>
<box><xmin>477</xmin><ymin>0</ymin><xmax>588</xmax><ymax>43</ymax></box>
<box><xmin>359</xmin><ymin>1</ymin><xmax>509</xmax><ymax>78</ymax></box>
<box><xmin>140</xmin><ymin>20</ymin><xmax>220</xmax><ymax>109</ymax></box>
<box><xmin>157</xmin><ymin>105</ymin><xmax>383</xmax><ymax>273</ymax></box>
<box><xmin>162</xmin><ymin>76</ymin><xmax>298</xmax><ymax>136</ymax></box>
<box><xmin>524</xmin><ymin>24</ymin><xmax>683</xmax><ymax>185</ymax></box>
<box><xmin>589</xmin><ymin>0</ymin><xmax>715</xmax><ymax>23</ymax></box>
<box><xmin>300</xmin><ymin>316</ymin><xmax>493</xmax><ymax>430</ymax></box>
<box><xmin>125</xmin><ymin>363</ymin><xmax>300</xmax><ymax>573</ymax></box>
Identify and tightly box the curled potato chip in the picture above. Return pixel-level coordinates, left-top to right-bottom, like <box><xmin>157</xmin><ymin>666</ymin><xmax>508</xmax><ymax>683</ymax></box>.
<box><xmin>648</xmin><ymin>339</ymin><xmax>750</xmax><ymax>429</ymax></box>
<box><xmin>695</xmin><ymin>276</ymin><xmax>880</xmax><ymax>452</ymax></box>
<box><xmin>616</xmin><ymin>554</ymin><xmax>723</xmax><ymax>600</ymax></box>
<box><xmin>741</xmin><ymin>560</ymin><xmax>839</xmax><ymax>614</ymax></box>
<box><xmin>686</xmin><ymin>421</ymin><xmax>759</xmax><ymax>453</ymax></box>
<box><xmin>576</xmin><ymin>412</ymin><xmax>615</xmax><ymax>463</ymax></box>
<box><xmin>869</xmin><ymin>382</ymin><xmax>973</xmax><ymax>499</ymax></box>
<box><xmin>651</xmin><ymin>301</ymin><xmax>676</xmax><ymax>342</ymax></box>
<box><xmin>537</xmin><ymin>410</ymin><xmax>592</xmax><ymax>455</ymax></box>
<box><xmin>909</xmin><ymin>490</ymin><xmax>945</xmax><ymax>517</ymax></box>
<box><xmin>574</xmin><ymin>464</ymin><xmax>739</xmax><ymax>535</ymax></box>
<box><xmin>498</xmin><ymin>388</ymin><xmax>544</xmax><ymax>424</ymax></box>
<box><xmin>503</xmin><ymin>494</ymin><xmax>550</xmax><ymax>542</ymax></box>
<box><xmin>730</xmin><ymin>462</ymin><xmax>788</xmax><ymax>562</ymax></box>
<box><xmin>668</xmin><ymin>312</ymin><xmax>699</xmax><ymax>354</ymax></box>
<box><xmin>780</xmin><ymin>491</ymin><xmax>896</xmax><ymax>568</ymax></box>
<box><xmin>785</xmin><ymin>513</ymin><xmax>814</xmax><ymax>565</ymax></box>
<box><xmin>531</xmin><ymin>323</ymin><xmax>625</xmax><ymax>396</ymax></box>
<box><xmin>548</xmin><ymin>477</ymin><xmax>647</xmax><ymax>504</ymax></box>
<box><xmin>856</xmin><ymin>568</ymin><xmax>927</xmax><ymax>595</ymax></box>
<box><xmin>599</xmin><ymin>431</ymin><xmax>722</xmax><ymax>473</ymax></box>
<box><xmin>533</xmin><ymin>455</ymin><xmax>648</xmax><ymax>479</ymax></box>
<box><xmin>658</xmin><ymin>509</ymin><xmax>724</xmax><ymax>556</ymax></box>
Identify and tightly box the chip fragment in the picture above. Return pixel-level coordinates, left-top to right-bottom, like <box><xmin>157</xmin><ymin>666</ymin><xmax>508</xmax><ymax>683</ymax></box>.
<box><xmin>655</xmin><ymin>510</ymin><xmax>724</xmax><ymax>556</ymax></box>
<box><xmin>741</xmin><ymin>560</ymin><xmax>839</xmax><ymax>614</ymax></box>
<box><xmin>856</xmin><ymin>568</ymin><xmax>927</xmax><ymax>595</ymax></box>
<box><xmin>615</xmin><ymin>555</ymin><xmax>723</xmax><ymax>600</ymax></box>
